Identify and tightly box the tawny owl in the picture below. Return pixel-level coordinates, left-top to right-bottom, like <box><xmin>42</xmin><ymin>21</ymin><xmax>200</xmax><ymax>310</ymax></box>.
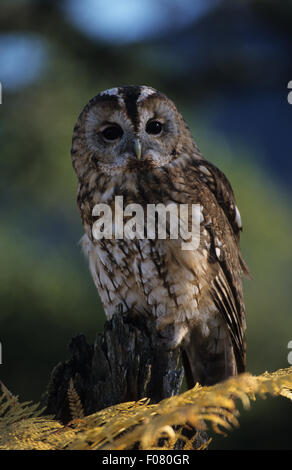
<box><xmin>71</xmin><ymin>85</ymin><xmax>250</xmax><ymax>388</ymax></box>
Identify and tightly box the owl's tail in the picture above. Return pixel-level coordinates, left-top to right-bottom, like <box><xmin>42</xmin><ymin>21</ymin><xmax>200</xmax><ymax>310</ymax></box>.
<box><xmin>181</xmin><ymin>325</ymin><xmax>242</xmax><ymax>388</ymax></box>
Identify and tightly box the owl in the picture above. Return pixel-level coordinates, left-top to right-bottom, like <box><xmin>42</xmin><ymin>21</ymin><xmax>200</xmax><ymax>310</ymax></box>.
<box><xmin>71</xmin><ymin>85</ymin><xmax>250</xmax><ymax>388</ymax></box>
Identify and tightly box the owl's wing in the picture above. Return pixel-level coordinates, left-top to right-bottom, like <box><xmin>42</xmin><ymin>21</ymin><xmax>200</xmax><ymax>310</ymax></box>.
<box><xmin>209</xmin><ymin>238</ymin><xmax>246</xmax><ymax>374</ymax></box>
<box><xmin>180</xmin><ymin>159</ymin><xmax>249</xmax><ymax>386</ymax></box>
<box><xmin>199</xmin><ymin>160</ymin><xmax>249</xmax><ymax>374</ymax></box>
<box><xmin>194</xmin><ymin>159</ymin><xmax>251</xmax><ymax>357</ymax></box>
<box><xmin>194</xmin><ymin>159</ymin><xmax>251</xmax><ymax>278</ymax></box>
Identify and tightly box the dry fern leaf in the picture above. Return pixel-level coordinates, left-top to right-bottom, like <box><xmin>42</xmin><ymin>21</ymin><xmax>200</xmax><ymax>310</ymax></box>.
<box><xmin>68</xmin><ymin>366</ymin><xmax>292</xmax><ymax>450</ymax></box>
<box><xmin>67</xmin><ymin>378</ymin><xmax>85</xmax><ymax>420</ymax></box>
<box><xmin>0</xmin><ymin>382</ymin><xmax>74</xmax><ymax>450</ymax></box>
<box><xmin>0</xmin><ymin>367</ymin><xmax>291</xmax><ymax>450</ymax></box>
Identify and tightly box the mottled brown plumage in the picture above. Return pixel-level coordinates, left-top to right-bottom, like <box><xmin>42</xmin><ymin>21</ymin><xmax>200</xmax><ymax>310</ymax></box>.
<box><xmin>71</xmin><ymin>86</ymin><xmax>250</xmax><ymax>387</ymax></box>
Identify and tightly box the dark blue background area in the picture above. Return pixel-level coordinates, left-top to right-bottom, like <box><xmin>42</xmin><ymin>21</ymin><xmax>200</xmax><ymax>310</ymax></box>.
<box><xmin>204</xmin><ymin>89</ymin><xmax>292</xmax><ymax>188</ymax></box>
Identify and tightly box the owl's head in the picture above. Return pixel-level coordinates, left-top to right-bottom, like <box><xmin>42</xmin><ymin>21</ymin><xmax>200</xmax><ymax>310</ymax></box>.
<box><xmin>71</xmin><ymin>85</ymin><xmax>197</xmax><ymax>178</ymax></box>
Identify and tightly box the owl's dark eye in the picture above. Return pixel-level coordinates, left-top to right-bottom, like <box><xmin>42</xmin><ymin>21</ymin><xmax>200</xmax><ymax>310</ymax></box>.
<box><xmin>146</xmin><ymin>120</ymin><xmax>163</xmax><ymax>135</ymax></box>
<box><xmin>101</xmin><ymin>125</ymin><xmax>123</xmax><ymax>141</ymax></box>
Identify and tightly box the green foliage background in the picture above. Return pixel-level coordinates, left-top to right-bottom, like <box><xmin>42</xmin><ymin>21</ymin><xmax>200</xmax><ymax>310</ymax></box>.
<box><xmin>0</xmin><ymin>0</ymin><xmax>291</xmax><ymax>449</ymax></box>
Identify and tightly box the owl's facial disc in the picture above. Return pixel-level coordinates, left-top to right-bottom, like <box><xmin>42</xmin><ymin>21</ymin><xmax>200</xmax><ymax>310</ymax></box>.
<box><xmin>75</xmin><ymin>86</ymin><xmax>189</xmax><ymax>174</ymax></box>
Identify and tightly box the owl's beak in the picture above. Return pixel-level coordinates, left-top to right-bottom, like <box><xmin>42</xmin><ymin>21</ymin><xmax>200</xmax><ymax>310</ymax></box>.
<box><xmin>133</xmin><ymin>139</ymin><xmax>141</xmax><ymax>160</ymax></box>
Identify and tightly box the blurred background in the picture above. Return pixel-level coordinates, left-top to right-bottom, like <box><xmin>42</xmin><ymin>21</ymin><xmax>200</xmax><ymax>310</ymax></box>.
<box><xmin>0</xmin><ymin>0</ymin><xmax>291</xmax><ymax>449</ymax></box>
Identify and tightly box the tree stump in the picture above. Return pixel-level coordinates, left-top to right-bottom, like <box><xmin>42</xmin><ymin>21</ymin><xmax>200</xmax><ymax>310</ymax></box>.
<box><xmin>44</xmin><ymin>310</ymin><xmax>209</xmax><ymax>449</ymax></box>
<box><xmin>44</xmin><ymin>311</ymin><xmax>184</xmax><ymax>424</ymax></box>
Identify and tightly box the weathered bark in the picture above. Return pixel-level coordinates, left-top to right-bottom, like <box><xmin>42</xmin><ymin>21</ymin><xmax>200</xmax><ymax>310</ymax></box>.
<box><xmin>44</xmin><ymin>311</ymin><xmax>184</xmax><ymax>424</ymax></box>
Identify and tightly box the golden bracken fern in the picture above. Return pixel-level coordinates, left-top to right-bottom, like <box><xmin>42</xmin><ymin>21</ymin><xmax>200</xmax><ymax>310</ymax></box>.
<box><xmin>0</xmin><ymin>367</ymin><xmax>291</xmax><ymax>450</ymax></box>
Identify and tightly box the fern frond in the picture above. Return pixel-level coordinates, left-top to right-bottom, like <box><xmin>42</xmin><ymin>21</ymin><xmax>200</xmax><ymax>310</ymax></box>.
<box><xmin>0</xmin><ymin>367</ymin><xmax>291</xmax><ymax>450</ymax></box>
<box><xmin>69</xmin><ymin>366</ymin><xmax>292</xmax><ymax>450</ymax></box>
<box><xmin>67</xmin><ymin>378</ymin><xmax>85</xmax><ymax>420</ymax></box>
